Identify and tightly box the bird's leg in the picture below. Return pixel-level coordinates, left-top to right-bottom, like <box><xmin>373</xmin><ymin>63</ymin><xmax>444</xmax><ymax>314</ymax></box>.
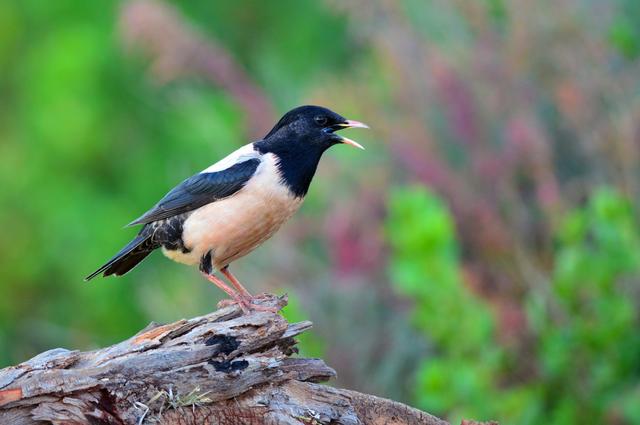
<box><xmin>220</xmin><ymin>266</ymin><xmax>279</xmax><ymax>313</ymax></box>
<box><xmin>220</xmin><ymin>266</ymin><xmax>252</xmax><ymax>299</ymax></box>
<box><xmin>200</xmin><ymin>272</ymin><xmax>249</xmax><ymax>314</ymax></box>
<box><xmin>199</xmin><ymin>251</ymin><xmax>249</xmax><ymax>313</ymax></box>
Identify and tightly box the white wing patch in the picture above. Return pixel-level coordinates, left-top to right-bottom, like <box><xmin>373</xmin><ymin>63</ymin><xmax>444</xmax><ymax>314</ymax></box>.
<box><xmin>200</xmin><ymin>143</ymin><xmax>259</xmax><ymax>174</ymax></box>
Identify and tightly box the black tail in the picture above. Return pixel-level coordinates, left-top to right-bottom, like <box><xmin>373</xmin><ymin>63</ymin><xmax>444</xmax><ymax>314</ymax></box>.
<box><xmin>85</xmin><ymin>234</ymin><xmax>156</xmax><ymax>281</ymax></box>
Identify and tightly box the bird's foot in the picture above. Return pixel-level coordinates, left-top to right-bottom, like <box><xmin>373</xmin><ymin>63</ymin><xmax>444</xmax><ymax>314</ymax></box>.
<box><xmin>217</xmin><ymin>294</ymin><xmax>280</xmax><ymax>313</ymax></box>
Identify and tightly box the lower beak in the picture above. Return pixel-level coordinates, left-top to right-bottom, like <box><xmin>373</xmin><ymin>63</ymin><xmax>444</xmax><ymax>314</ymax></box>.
<box><xmin>335</xmin><ymin>120</ymin><xmax>369</xmax><ymax>150</ymax></box>
<box><xmin>340</xmin><ymin>136</ymin><xmax>366</xmax><ymax>150</ymax></box>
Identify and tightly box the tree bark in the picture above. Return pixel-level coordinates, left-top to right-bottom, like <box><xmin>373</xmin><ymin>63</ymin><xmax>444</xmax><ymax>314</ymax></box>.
<box><xmin>0</xmin><ymin>294</ymin><xmax>457</xmax><ymax>425</ymax></box>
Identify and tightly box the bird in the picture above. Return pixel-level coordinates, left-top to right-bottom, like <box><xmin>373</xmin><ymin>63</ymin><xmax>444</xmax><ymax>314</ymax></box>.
<box><xmin>85</xmin><ymin>105</ymin><xmax>368</xmax><ymax>312</ymax></box>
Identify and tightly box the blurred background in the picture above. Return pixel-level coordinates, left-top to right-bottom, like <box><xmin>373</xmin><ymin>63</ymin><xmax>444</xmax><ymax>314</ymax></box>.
<box><xmin>1</xmin><ymin>0</ymin><xmax>639</xmax><ymax>423</ymax></box>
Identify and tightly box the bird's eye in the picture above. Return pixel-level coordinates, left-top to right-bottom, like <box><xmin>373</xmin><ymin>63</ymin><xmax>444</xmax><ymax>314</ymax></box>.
<box><xmin>314</xmin><ymin>116</ymin><xmax>328</xmax><ymax>126</ymax></box>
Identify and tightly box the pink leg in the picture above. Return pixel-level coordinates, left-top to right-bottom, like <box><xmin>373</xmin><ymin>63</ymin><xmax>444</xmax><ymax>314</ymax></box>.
<box><xmin>200</xmin><ymin>272</ymin><xmax>249</xmax><ymax>314</ymax></box>
<box><xmin>220</xmin><ymin>267</ymin><xmax>252</xmax><ymax>299</ymax></box>
<box><xmin>220</xmin><ymin>267</ymin><xmax>278</xmax><ymax>313</ymax></box>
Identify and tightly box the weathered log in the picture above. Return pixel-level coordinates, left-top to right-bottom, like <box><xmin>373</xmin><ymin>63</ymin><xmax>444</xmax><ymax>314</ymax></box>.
<box><xmin>0</xmin><ymin>294</ymin><xmax>454</xmax><ymax>425</ymax></box>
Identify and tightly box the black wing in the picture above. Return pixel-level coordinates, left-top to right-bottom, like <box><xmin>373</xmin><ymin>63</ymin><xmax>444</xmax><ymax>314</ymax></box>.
<box><xmin>128</xmin><ymin>158</ymin><xmax>261</xmax><ymax>226</ymax></box>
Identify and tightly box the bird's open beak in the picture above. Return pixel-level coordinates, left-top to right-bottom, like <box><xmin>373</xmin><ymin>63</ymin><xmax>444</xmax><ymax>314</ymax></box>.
<box><xmin>332</xmin><ymin>120</ymin><xmax>369</xmax><ymax>150</ymax></box>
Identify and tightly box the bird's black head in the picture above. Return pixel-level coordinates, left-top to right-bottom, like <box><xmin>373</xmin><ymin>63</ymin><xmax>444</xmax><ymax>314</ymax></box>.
<box><xmin>254</xmin><ymin>105</ymin><xmax>368</xmax><ymax>197</ymax></box>
<box><xmin>262</xmin><ymin>105</ymin><xmax>367</xmax><ymax>150</ymax></box>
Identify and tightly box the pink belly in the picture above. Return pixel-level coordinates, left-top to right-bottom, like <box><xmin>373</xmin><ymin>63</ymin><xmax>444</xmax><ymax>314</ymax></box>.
<box><xmin>162</xmin><ymin>182</ymin><xmax>302</xmax><ymax>269</ymax></box>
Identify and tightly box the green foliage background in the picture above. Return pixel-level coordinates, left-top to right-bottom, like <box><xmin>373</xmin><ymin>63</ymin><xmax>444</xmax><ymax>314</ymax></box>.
<box><xmin>387</xmin><ymin>187</ymin><xmax>640</xmax><ymax>424</ymax></box>
<box><xmin>1</xmin><ymin>1</ymin><xmax>639</xmax><ymax>424</ymax></box>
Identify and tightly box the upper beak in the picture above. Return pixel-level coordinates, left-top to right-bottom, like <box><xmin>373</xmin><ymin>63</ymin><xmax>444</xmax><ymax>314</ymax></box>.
<box><xmin>332</xmin><ymin>119</ymin><xmax>369</xmax><ymax>150</ymax></box>
<box><xmin>342</xmin><ymin>120</ymin><xmax>369</xmax><ymax>130</ymax></box>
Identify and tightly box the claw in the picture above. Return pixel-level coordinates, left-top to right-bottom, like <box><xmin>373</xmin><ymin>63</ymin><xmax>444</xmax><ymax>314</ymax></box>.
<box><xmin>216</xmin><ymin>296</ymin><xmax>279</xmax><ymax>313</ymax></box>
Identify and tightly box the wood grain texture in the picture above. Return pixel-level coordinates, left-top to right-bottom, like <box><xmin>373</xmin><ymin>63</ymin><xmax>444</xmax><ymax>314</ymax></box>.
<box><xmin>0</xmin><ymin>295</ymin><xmax>450</xmax><ymax>425</ymax></box>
